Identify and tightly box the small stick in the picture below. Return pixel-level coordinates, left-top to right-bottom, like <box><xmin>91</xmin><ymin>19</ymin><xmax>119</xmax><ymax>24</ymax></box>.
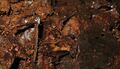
<box><xmin>33</xmin><ymin>23</ymin><xmax>39</xmax><ymax>63</ymax></box>
<box><xmin>33</xmin><ymin>17</ymin><xmax>41</xmax><ymax>63</ymax></box>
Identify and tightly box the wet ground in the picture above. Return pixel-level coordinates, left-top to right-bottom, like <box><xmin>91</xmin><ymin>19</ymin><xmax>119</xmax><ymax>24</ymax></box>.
<box><xmin>0</xmin><ymin>0</ymin><xmax>120</xmax><ymax>69</ymax></box>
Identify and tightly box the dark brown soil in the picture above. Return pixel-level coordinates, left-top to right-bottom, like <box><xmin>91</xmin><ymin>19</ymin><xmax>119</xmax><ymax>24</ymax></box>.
<box><xmin>0</xmin><ymin>0</ymin><xmax>120</xmax><ymax>69</ymax></box>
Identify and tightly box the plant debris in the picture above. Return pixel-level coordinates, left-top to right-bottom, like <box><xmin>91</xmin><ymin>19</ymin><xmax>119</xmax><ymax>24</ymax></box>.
<box><xmin>0</xmin><ymin>0</ymin><xmax>120</xmax><ymax>69</ymax></box>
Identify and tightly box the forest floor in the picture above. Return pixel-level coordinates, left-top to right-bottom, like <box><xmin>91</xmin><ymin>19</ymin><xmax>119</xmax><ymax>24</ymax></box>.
<box><xmin>0</xmin><ymin>0</ymin><xmax>120</xmax><ymax>69</ymax></box>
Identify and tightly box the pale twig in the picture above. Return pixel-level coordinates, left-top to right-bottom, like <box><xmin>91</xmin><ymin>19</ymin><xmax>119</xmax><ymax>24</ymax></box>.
<box><xmin>33</xmin><ymin>17</ymin><xmax>41</xmax><ymax>62</ymax></box>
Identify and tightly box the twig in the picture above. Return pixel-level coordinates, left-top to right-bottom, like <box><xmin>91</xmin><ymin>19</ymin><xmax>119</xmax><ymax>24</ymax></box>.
<box><xmin>33</xmin><ymin>23</ymin><xmax>39</xmax><ymax>63</ymax></box>
<box><xmin>33</xmin><ymin>17</ymin><xmax>40</xmax><ymax>63</ymax></box>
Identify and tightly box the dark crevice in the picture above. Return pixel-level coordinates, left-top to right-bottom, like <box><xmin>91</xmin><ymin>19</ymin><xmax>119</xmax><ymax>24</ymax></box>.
<box><xmin>0</xmin><ymin>11</ymin><xmax>7</xmax><ymax>16</ymax></box>
<box><xmin>52</xmin><ymin>51</ymin><xmax>70</xmax><ymax>69</ymax></box>
<box><xmin>7</xmin><ymin>7</ymin><xmax>12</xmax><ymax>16</ymax></box>
<box><xmin>57</xmin><ymin>51</ymin><xmax>70</xmax><ymax>58</ymax></box>
<box><xmin>109</xmin><ymin>26</ymin><xmax>114</xmax><ymax>31</ymax></box>
<box><xmin>10</xmin><ymin>0</ymin><xmax>23</xmax><ymax>3</ymax></box>
<box><xmin>95</xmin><ymin>36</ymin><xmax>99</xmax><ymax>39</ymax></box>
<box><xmin>107</xmin><ymin>0</ymin><xmax>112</xmax><ymax>2</ymax></box>
<box><xmin>101</xmin><ymin>33</ymin><xmax>105</xmax><ymax>37</ymax></box>
<box><xmin>49</xmin><ymin>0</ymin><xmax>57</xmax><ymax>8</ymax></box>
<box><xmin>0</xmin><ymin>11</ymin><xmax>5</xmax><ymax>15</ymax></box>
<box><xmin>47</xmin><ymin>12</ymin><xmax>55</xmax><ymax>16</ymax></box>
<box><xmin>0</xmin><ymin>6</ymin><xmax>12</xmax><ymax>16</ymax></box>
<box><xmin>15</xmin><ymin>23</ymin><xmax>34</xmax><ymax>35</ymax></box>
<box><xmin>61</xmin><ymin>15</ymin><xmax>75</xmax><ymax>31</ymax></box>
<box><xmin>94</xmin><ymin>67</ymin><xmax>101</xmax><ymax>69</ymax></box>
<box><xmin>61</xmin><ymin>11</ymin><xmax>77</xmax><ymax>31</ymax></box>
<box><xmin>52</xmin><ymin>51</ymin><xmax>70</xmax><ymax>65</ymax></box>
<box><xmin>97</xmin><ymin>5</ymin><xmax>113</xmax><ymax>11</ymax></box>
<box><xmin>10</xmin><ymin>57</ymin><xmax>24</xmax><ymax>69</ymax></box>
<box><xmin>62</xmin><ymin>16</ymin><xmax>73</xmax><ymax>25</ymax></box>
<box><xmin>70</xmin><ymin>35</ymin><xmax>76</xmax><ymax>40</ymax></box>
<box><xmin>62</xmin><ymin>18</ymin><xmax>69</xmax><ymax>25</ymax></box>
<box><xmin>38</xmin><ymin>22</ymin><xmax>44</xmax><ymax>39</ymax></box>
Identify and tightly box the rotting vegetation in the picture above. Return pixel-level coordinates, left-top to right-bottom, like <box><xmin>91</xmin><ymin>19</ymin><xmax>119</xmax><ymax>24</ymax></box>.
<box><xmin>0</xmin><ymin>0</ymin><xmax>120</xmax><ymax>69</ymax></box>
